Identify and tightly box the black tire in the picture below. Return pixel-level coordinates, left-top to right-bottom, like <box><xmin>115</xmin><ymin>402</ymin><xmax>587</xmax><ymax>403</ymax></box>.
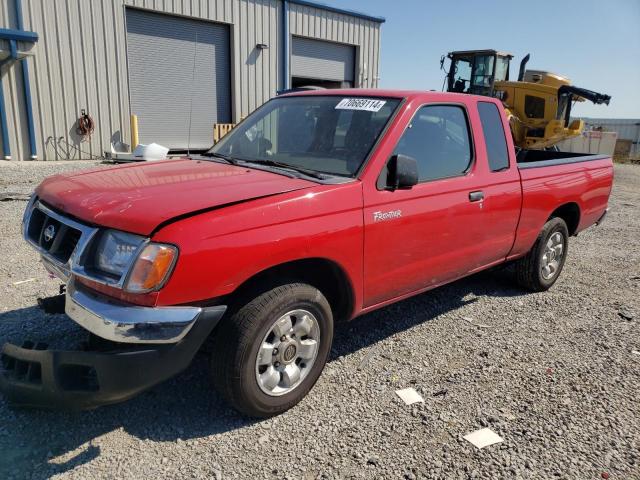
<box><xmin>210</xmin><ymin>283</ymin><xmax>333</xmax><ymax>417</ymax></box>
<box><xmin>515</xmin><ymin>217</ymin><xmax>569</xmax><ymax>292</ymax></box>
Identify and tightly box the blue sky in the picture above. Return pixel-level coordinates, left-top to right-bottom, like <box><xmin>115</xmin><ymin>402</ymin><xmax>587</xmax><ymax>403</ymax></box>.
<box><xmin>329</xmin><ymin>0</ymin><xmax>640</xmax><ymax>118</ymax></box>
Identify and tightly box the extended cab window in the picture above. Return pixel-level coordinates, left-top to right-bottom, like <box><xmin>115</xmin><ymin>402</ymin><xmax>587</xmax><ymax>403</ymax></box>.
<box><xmin>478</xmin><ymin>102</ymin><xmax>510</xmax><ymax>171</ymax></box>
<box><xmin>208</xmin><ymin>96</ymin><xmax>400</xmax><ymax>177</ymax></box>
<box><xmin>393</xmin><ymin>105</ymin><xmax>472</xmax><ymax>182</ymax></box>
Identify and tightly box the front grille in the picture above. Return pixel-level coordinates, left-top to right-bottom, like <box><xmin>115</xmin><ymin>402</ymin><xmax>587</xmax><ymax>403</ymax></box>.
<box><xmin>26</xmin><ymin>207</ymin><xmax>82</xmax><ymax>264</ymax></box>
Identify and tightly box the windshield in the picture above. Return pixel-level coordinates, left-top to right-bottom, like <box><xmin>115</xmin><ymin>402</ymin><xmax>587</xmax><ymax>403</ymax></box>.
<box><xmin>470</xmin><ymin>55</ymin><xmax>495</xmax><ymax>95</ymax></box>
<box><xmin>207</xmin><ymin>96</ymin><xmax>401</xmax><ymax>177</ymax></box>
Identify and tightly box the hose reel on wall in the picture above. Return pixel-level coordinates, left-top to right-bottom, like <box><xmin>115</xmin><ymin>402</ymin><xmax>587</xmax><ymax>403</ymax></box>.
<box><xmin>76</xmin><ymin>109</ymin><xmax>95</xmax><ymax>139</ymax></box>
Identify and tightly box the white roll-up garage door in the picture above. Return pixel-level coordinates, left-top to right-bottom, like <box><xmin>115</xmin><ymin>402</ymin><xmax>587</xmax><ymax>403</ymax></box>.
<box><xmin>291</xmin><ymin>37</ymin><xmax>355</xmax><ymax>84</ymax></box>
<box><xmin>126</xmin><ymin>9</ymin><xmax>231</xmax><ymax>150</ymax></box>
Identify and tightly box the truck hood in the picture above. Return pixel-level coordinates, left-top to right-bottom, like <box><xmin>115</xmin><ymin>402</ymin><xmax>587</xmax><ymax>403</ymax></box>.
<box><xmin>36</xmin><ymin>159</ymin><xmax>315</xmax><ymax>235</ymax></box>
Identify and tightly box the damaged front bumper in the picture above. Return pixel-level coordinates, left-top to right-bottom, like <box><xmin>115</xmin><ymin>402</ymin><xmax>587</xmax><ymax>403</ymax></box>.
<box><xmin>0</xmin><ymin>284</ymin><xmax>227</xmax><ymax>410</ymax></box>
<box><xmin>65</xmin><ymin>281</ymin><xmax>203</xmax><ymax>344</ymax></box>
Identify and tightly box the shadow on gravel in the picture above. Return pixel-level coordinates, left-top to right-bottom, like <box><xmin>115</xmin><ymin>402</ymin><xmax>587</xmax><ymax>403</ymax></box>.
<box><xmin>330</xmin><ymin>267</ymin><xmax>523</xmax><ymax>361</ymax></box>
<box><xmin>0</xmin><ymin>267</ymin><xmax>526</xmax><ymax>478</ymax></box>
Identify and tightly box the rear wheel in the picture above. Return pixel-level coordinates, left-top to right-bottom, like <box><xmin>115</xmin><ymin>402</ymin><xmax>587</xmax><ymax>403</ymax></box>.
<box><xmin>210</xmin><ymin>283</ymin><xmax>333</xmax><ymax>417</ymax></box>
<box><xmin>515</xmin><ymin>217</ymin><xmax>569</xmax><ymax>291</ymax></box>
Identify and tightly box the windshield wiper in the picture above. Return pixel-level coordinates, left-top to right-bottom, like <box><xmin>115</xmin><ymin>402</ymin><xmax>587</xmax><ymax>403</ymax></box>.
<box><xmin>239</xmin><ymin>159</ymin><xmax>329</xmax><ymax>180</ymax></box>
<box><xmin>199</xmin><ymin>152</ymin><xmax>239</xmax><ymax>165</ymax></box>
<box><xmin>200</xmin><ymin>153</ymin><xmax>332</xmax><ymax>180</ymax></box>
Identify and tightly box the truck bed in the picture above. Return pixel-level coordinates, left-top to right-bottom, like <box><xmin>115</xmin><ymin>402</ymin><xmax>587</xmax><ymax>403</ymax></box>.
<box><xmin>516</xmin><ymin>149</ymin><xmax>610</xmax><ymax>169</ymax></box>
<box><xmin>509</xmin><ymin>151</ymin><xmax>613</xmax><ymax>260</ymax></box>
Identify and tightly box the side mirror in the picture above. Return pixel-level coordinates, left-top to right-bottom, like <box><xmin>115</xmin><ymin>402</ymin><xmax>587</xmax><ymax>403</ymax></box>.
<box><xmin>387</xmin><ymin>154</ymin><xmax>418</xmax><ymax>190</ymax></box>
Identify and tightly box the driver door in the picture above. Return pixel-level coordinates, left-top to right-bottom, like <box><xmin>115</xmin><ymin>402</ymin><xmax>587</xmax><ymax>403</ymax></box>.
<box><xmin>363</xmin><ymin>103</ymin><xmax>492</xmax><ymax>307</ymax></box>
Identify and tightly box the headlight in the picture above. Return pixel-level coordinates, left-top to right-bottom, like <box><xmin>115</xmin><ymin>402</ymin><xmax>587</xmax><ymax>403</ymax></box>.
<box><xmin>91</xmin><ymin>230</ymin><xmax>178</xmax><ymax>293</ymax></box>
<box><xmin>124</xmin><ymin>244</ymin><xmax>178</xmax><ymax>293</ymax></box>
<box><xmin>95</xmin><ymin>230</ymin><xmax>145</xmax><ymax>276</ymax></box>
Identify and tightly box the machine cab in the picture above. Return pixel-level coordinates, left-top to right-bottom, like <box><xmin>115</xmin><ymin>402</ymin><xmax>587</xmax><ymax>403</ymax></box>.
<box><xmin>443</xmin><ymin>49</ymin><xmax>513</xmax><ymax>96</ymax></box>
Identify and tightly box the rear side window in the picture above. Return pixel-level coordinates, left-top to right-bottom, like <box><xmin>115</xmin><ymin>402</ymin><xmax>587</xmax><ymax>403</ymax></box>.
<box><xmin>393</xmin><ymin>105</ymin><xmax>472</xmax><ymax>182</ymax></box>
<box><xmin>478</xmin><ymin>102</ymin><xmax>510</xmax><ymax>171</ymax></box>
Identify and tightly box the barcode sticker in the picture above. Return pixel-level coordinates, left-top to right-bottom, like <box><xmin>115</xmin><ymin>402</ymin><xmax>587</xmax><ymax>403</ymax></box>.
<box><xmin>335</xmin><ymin>98</ymin><xmax>387</xmax><ymax>112</ymax></box>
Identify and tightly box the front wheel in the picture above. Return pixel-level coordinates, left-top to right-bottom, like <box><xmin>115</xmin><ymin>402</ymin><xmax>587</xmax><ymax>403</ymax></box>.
<box><xmin>210</xmin><ymin>283</ymin><xmax>333</xmax><ymax>417</ymax></box>
<box><xmin>515</xmin><ymin>217</ymin><xmax>569</xmax><ymax>292</ymax></box>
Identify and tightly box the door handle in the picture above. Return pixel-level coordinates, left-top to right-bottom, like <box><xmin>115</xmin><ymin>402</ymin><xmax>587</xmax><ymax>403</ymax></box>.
<box><xmin>469</xmin><ymin>191</ymin><xmax>484</xmax><ymax>202</ymax></box>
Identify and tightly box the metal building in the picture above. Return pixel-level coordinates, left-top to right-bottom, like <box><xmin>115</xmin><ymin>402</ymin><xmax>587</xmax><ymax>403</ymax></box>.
<box><xmin>579</xmin><ymin>118</ymin><xmax>640</xmax><ymax>158</ymax></box>
<box><xmin>0</xmin><ymin>0</ymin><xmax>384</xmax><ymax>160</ymax></box>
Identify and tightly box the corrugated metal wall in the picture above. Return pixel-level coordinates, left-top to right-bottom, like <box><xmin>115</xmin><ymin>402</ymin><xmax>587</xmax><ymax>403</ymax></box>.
<box><xmin>0</xmin><ymin>0</ymin><xmax>382</xmax><ymax>160</ymax></box>
<box><xmin>288</xmin><ymin>1</ymin><xmax>380</xmax><ymax>89</ymax></box>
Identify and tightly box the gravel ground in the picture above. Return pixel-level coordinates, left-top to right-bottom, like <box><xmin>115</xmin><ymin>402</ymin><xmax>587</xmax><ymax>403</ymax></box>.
<box><xmin>0</xmin><ymin>160</ymin><xmax>638</xmax><ymax>480</ymax></box>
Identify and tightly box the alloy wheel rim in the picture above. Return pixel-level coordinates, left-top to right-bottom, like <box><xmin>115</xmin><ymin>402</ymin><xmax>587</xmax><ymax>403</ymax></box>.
<box><xmin>255</xmin><ymin>309</ymin><xmax>320</xmax><ymax>396</ymax></box>
<box><xmin>541</xmin><ymin>231</ymin><xmax>565</xmax><ymax>280</ymax></box>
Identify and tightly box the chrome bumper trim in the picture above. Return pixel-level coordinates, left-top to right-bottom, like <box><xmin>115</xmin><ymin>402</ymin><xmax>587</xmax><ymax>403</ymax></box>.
<box><xmin>65</xmin><ymin>282</ymin><xmax>202</xmax><ymax>344</ymax></box>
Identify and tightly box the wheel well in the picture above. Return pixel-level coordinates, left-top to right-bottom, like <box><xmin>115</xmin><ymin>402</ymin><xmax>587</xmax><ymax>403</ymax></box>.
<box><xmin>549</xmin><ymin>202</ymin><xmax>580</xmax><ymax>235</ymax></box>
<box><xmin>229</xmin><ymin>258</ymin><xmax>355</xmax><ymax>322</ymax></box>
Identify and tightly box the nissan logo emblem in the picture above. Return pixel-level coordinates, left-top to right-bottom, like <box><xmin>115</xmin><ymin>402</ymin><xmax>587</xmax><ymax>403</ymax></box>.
<box><xmin>283</xmin><ymin>344</ymin><xmax>297</xmax><ymax>362</ymax></box>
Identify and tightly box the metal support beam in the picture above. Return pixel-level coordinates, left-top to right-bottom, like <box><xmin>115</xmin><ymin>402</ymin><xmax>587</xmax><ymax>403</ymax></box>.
<box><xmin>19</xmin><ymin>59</ymin><xmax>36</xmax><ymax>159</ymax></box>
<box><xmin>282</xmin><ymin>0</ymin><xmax>290</xmax><ymax>90</ymax></box>
<box><xmin>0</xmin><ymin>77</ymin><xmax>11</xmax><ymax>160</ymax></box>
<box><xmin>0</xmin><ymin>1</ymin><xmax>38</xmax><ymax>161</ymax></box>
<box><xmin>0</xmin><ymin>40</ymin><xmax>18</xmax><ymax>160</ymax></box>
<box><xmin>14</xmin><ymin>0</ymin><xmax>38</xmax><ymax>159</ymax></box>
<box><xmin>0</xmin><ymin>28</ymin><xmax>38</xmax><ymax>43</ymax></box>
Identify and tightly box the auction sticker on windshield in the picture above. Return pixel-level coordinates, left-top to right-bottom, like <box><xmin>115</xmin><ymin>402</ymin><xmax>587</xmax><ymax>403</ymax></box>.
<box><xmin>335</xmin><ymin>98</ymin><xmax>387</xmax><ymax>112</ymax></box>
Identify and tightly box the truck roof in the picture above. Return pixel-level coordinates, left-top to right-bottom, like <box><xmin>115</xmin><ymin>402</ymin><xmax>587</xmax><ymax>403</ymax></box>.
<box><xmin>280</xmin><ymin>88</ymin><xmax>487</xmax><ymax>103</ymax></box>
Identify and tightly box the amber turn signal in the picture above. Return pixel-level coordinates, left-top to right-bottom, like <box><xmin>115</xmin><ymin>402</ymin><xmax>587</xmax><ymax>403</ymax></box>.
<box><xmin>125</xmin><ymin>244</ymin><xmax>178</xmax><ymax>293</ymax></box>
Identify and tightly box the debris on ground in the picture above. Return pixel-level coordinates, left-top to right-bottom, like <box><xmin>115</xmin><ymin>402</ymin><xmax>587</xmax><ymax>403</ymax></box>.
<box><xmin>0</xmin><ymin>192</ymin><xmax>31</xmax><ymax>202</ymax></box>
<box><xmin>37</xmin><ymin>294</ymin><xmax>66</xmax><ymax>314</ymax></box>
<box><xmin>12</xmin><ymin>278</ymin><xmax>36</xmax><ymax>286</ymax></box>
<box><xmin>463</xmin><ymin>428</ymin><xmax>504</xmax><ymax>449</ymax></box>
<box><xmin>617</xmin><ymin>308</ymin><xmax>634</xmax><ymax>321</ymax></box>
<box><xmin>462</xmin><ymin>316</ymin><xmax>492</xmax><ymax>328</ymax></box>
<box><xmin>395</xmin><ymin>388</ymin><xmax>424</xmax><ymax>405</ymax></box>
<box><xmin>358</xmin><ymin>349</ymin><xmax>376</xmax><ymax>370</ymax></box>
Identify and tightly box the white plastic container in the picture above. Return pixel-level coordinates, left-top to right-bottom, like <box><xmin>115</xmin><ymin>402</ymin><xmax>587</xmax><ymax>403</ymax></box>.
<box><xmin>132</xmin><ymin>143</ymin><xmax>170</xmax><ymax>161</ymax></box>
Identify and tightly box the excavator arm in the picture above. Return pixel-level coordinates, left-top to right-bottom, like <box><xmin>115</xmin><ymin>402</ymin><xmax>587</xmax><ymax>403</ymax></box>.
<box><xmin>558</xmin><ymin>85</ymin><xmax>611</xmax><ymax>105</ymax></box>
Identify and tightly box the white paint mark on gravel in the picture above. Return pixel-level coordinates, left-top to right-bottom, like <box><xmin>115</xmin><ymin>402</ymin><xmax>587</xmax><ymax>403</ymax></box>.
<box><xmin>462</xmin><ymin>316</ymin><xmax>492</xmax><ymax>328</ymax></box>
<box><xmin>395</xmin><ymin>388</ymin><xmax>424</xmax><ymax>405</ymax></box>
<box><xmin>12</xmin><ymin>278</ymin><xmax>36</xmax><ymax>285</ymax></box>
<box><xmin>463</xmin><ymin>428</ymin><xmax>504</xmax><ymax>449</ymax></box>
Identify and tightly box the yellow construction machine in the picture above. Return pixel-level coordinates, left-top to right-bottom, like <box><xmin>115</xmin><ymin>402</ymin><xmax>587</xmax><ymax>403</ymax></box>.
<box><xmin>441</xmin><ymin>50</ymin><xmax>611</xmax><ymax>149</ymax></box>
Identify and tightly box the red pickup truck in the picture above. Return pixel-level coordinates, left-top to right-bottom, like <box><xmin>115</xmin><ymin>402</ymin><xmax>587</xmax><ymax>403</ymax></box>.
<box><xmin>1</xmin><ymin>90</ymin><xmax>612</xmax><ymax>416</ymax></box>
